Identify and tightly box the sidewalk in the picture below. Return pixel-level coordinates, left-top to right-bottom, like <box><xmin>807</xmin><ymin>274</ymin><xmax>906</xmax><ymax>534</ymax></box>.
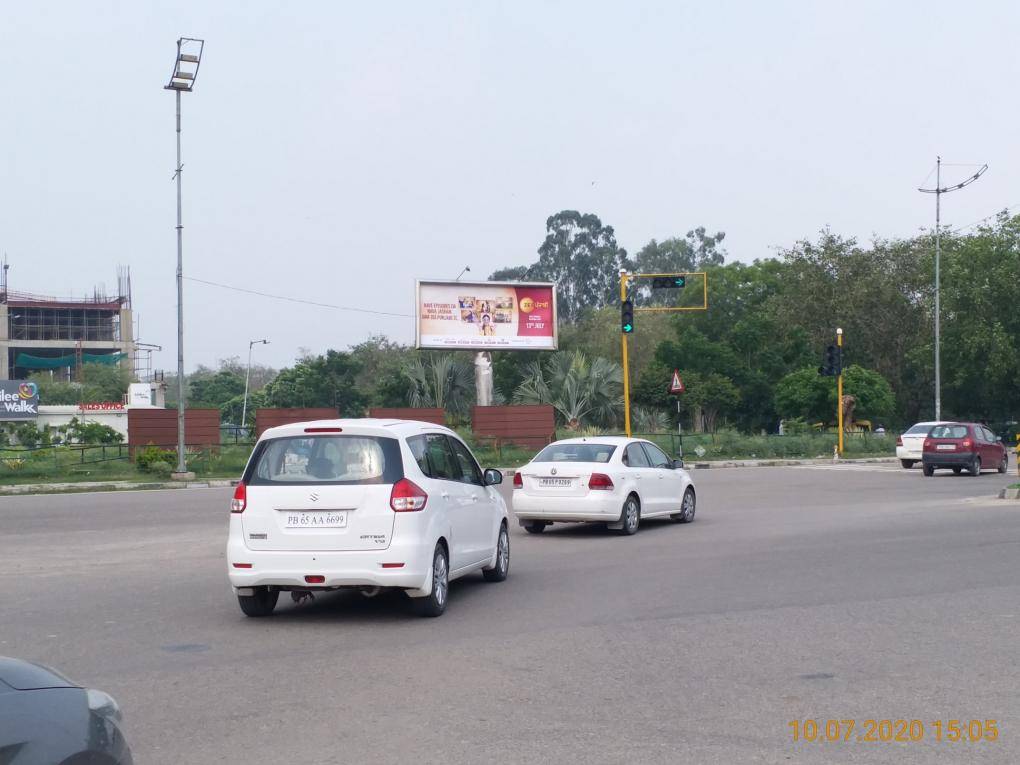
<box><xmin>0</xmin><ymin>457</ymin><xmax>899</xmax><ymax>497</ymax></box>
<box><xmin>0</xmin><ymin>478</ymin><xmax>238</xmax><ymax>496</ymax></box>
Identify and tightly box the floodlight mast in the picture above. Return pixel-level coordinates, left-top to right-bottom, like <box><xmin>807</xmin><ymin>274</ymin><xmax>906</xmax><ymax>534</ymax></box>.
<box><xmin>165</xmin><ymin>37</ymin><xmax>205</xmax><ymax>477</ymax></box>
<box><xmin>918</xmin><ymin>158</ymin><xmax>987</xmax><ymax>421</ymax></box>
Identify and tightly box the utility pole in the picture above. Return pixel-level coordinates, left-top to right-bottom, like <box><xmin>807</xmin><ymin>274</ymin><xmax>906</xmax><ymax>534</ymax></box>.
<box><xmin>918</xmin><ymin>158</ymin><xmax>987</xmax><ymax>420</ymax></box>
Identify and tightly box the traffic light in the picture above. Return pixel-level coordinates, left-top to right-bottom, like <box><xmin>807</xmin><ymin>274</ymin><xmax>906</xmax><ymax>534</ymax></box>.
<box><xmin>621</xmin><ymin>299</ymin><xmax>635</xmax><ymax>334</ymax></box>
<box><xmin>650</xmin><ymin>275</ymin><xmax>686</xmax><ymax>289</ymax></box>
<box><xmin>818</xmin><ymin>344</ymin><xmax>842</xmax><ymax>376</ymax></box>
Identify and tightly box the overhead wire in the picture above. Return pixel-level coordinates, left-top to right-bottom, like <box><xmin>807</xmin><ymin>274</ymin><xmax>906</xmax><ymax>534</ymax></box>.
<box><xmin>184</xmin><ymin>276</ymin><xmax>414</xmax><ymax>318</ymax></box>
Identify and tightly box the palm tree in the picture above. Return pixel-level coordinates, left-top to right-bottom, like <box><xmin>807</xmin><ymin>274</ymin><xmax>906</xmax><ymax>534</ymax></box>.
<box><xmin>512</xmin><ymin>351</ymin><xmax>622</xmax><ymax>429</ymax></box>
<box><xmin>403</xmin><ymin>353</ymin><xmax>475</xmax><ymax>415</ymax></box>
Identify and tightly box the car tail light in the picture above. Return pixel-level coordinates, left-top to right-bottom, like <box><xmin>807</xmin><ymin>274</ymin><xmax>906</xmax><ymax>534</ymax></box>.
<box><xmin>390</xmin><ymin>478</ymin><xmax>428</xmax><ymax>511</ymax></box>
<box><xmin>588</xmin><ymin>473</ymin><xmax>614</xmax><ymax>490</ymax></box>
<box><xmin>305</xmin><ymin>427</ymin><xmax>342</xmax><ymax>433</ymax></box>
<box><xmin>896</xmin><ymin>435</ymin><xmax>903</xmax><ymax>447</ymax></box>
<box><xmin>231</xmin><ymin>482</ymin><xmax>247</xmax><ymax>513</ymax></box>
<box><xmin>513</xmin><ymin>472</ymin><xmax>523</xmax><ymax>489</ymax></box>
<box><xmin>923</xmin><ymin>438</ymin><xmax>932</xmax><ymax>451</ymax></box>
<box><xmin>961</xmin><ymin>438</ymin><xmax>973</xmax><ymax>451</ymax></box>
<box><xmin>304</xmin><ymin>575</ymin><xmax>325</xmax><ymax>584</ymax></box>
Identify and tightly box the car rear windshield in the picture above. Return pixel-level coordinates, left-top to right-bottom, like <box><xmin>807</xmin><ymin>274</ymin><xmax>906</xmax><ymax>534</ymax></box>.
<box><xmin>532</xmin><ymin>443</ymin><xmax>617</xmax><ymax>463</ymax></box>
<box><xmin>905</xmin><ymin>424</ymin><xmax>934</xmax><ymax>435</ymax></box>
<box><xmin>246</xmin><ymin>435</ymin><xmax>403</xmax><ymax>485</ymax></box>
<box><xmin>929</xmin><ymin>425</ymin><xmax>969</xmax><ymax>439</ymax></box>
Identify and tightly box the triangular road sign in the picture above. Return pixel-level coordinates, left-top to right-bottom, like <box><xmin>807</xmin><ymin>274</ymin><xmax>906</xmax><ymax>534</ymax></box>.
<box><xmin>670</xmin><ymin>369</ymin><xmax>685</xmax><ymax>394</ymax></box>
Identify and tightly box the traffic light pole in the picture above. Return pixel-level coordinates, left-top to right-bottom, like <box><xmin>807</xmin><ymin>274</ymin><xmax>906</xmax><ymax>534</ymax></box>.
<box><xmin>621</xmin><ymin>272</ymin><xmax>632</xmax><ymax>437</ymax></box>
<box><xmin>836</xmin><ymin>328</ymin><xmax>844</xmax><ymax>457</ymax></box>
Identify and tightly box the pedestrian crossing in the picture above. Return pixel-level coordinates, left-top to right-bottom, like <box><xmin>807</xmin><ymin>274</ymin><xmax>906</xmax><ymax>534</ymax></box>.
<box><xmin>791</xmin><ymin>462</ymin><xmax>909</xmax><ymax>473</ymax></box>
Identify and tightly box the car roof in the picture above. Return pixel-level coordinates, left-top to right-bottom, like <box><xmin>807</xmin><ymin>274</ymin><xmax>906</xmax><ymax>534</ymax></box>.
<box><xmin>543</xmin><ymin>436</ymin><xmax>645</xmax><ymax>446</ymax></box>
<box><xmin>260</xmin><ymin>418</ymin><xmax>457</xmax><ymax>441</ymax></box>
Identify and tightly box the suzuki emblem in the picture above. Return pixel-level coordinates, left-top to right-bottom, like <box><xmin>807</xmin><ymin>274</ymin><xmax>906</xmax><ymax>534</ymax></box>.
<box><xmin>309</xmin><ymin>492</ymin><xmax>320</xmax><ymax>502</ymax></box>
<box><xmin>550</xmin><ymin>468</ymin><xmax>557</xmax><ymax>475</ymax></box>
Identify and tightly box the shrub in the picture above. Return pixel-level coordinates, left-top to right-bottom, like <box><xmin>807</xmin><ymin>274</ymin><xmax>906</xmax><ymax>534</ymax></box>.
<box><xmin>66</xmin><ymin>417</ymin><xmax>124</xmax><ymax>445</ymax></box>
<box><xmin>136</xmin><ymin>444</ymin><xmax>178</xmax><ymax>472</ymax></box>
<box><xmin>146</xmin><ymin>460</ymin><xmax>174</xmax><ymax>478</ymax></box>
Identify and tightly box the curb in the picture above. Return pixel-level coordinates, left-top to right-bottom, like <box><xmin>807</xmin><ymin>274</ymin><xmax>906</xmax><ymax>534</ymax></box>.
<box><xmin>0</xmin><ymin>479</ymin><xmax>238</xmax><ymax>497</ymax></box>
<box><xmin>998</xmin><ymin>487</ymin><xmax>1020</xmax><ymax>500</ymax></box>
<box><xmin>689</xmin><ymin>457</ymin><xmax>898</xmax><ymax>469</ymax></box>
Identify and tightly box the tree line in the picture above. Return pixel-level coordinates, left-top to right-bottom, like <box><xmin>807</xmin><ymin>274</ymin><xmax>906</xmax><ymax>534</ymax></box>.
<box><xmin>145</xmin><ymin>208</ymin><xmax>1020</xmax><ymax>433</ymax></box>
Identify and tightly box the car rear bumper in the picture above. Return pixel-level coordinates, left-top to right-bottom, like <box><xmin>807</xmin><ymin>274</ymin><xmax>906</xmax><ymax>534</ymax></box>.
<box><xmin>922</xmin><ymin>452</ymin><xmax>975</xmax><ymax>468</ymax></box>
<box><xmin>896</xmin><ymin>446</ymin><xmax>923</xmax><ymax>460</ymax></box>
<box><xmin>513</xmin><ymin>491</ymin><xmax>622</xmax><ymax>522</ymax></box>
<box><xmin>226</xmin><ymin>534</ymin><xmax>431</xmax><ymax>590</ymax></box>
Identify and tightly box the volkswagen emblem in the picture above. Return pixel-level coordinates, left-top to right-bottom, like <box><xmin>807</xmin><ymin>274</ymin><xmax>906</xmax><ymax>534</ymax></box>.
<box><xmin>550</xmin><ymin>468</ymin><xmax>557</xmax><ymax>476</ymax></box>
<box><xmin>309</xmin><ymin>492</ymin><xmax>320</xmax><ymax>502</ymax></box>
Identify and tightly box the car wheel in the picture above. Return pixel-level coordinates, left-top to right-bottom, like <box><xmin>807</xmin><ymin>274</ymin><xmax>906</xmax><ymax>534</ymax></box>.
<box><xmin>900</xmin><ymin>459</ymin><xmax>915</xmax><ymax>469</ymax></box>
<box><xmin>483</xmin><ymin>523</ymin><xmax>510</xmax><ymax>582</ymax></box>
<box><xmin>999</xmin><ymin>455</ymin><xmax>1008</xmax><ymax>474</ymax></box>
<box><xmin>414</xmin><ymin>543</ymin><xmax>449</xmax><ymax>617</ymax></box>
<box><xmin>671</xmin><ymin>487</ymin><xmax>696</xmax><ymax>523</ymax></box>
<box><xmin>523</xmin><ymin>521</ymin><xmax>547</xmax><ymax>534</ymax></box>
<box><xmin>952</xmin><ymin>467</ymin><xmax>962</xmax><ymax>475</ymax></box>
<box><xmin>969</xmin><ymin>456</ymin><xmax>982</xmax><ymax>477</ymax></box>
<box><xmin>922</xmin><ymin>464</ymin><xmax>934</xmax><ymax>477</ymax></box>
<box><xmin>617</xmin><ymin>495</ymin><xmax>640</xmax><ymax>535</ymax></box>
<box><xmin>237</xmin><ymin>586</ymin><xmax>279</xmax><ymax>617</ymax></box>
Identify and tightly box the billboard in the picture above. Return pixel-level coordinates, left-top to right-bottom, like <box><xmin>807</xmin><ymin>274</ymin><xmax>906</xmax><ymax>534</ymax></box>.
<box><xmin>0</xmin><ymin>381</ymin><xmax>40</xmax><ymax>420</ymax></box>
<box><xmin>416</xmin><ymin>280</ymin><xmax>557</xmax><ymax>351</ymax></box>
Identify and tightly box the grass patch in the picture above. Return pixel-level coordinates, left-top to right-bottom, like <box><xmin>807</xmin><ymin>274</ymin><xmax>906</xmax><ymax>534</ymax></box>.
<box><xmin>0</xmin><ymin>444</ymin><xmax>253</xmax><ymax>486</ymax></box>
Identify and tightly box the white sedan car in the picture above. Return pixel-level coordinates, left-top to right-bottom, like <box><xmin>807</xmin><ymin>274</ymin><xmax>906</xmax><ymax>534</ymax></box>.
<box><xmin>227</xmin><ymin>419</ymin><xmax>510</xmax><ymax>618</ymax></box>
<box><xmin>512</xmin><ymin>437</ymin><xmax>696</xmax><ymax>535</ymax></box>
<box><xmin>896</xmin><ymin>421</ymin><xmax>948</xmax><ymax>468</ymax></box>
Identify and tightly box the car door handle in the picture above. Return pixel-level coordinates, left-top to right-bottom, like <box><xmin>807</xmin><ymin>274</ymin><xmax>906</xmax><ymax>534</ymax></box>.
<box><xmin>441</xmin><ymin>491</ymin><xmax>451</xmax><ymax>499</ymax></box>
<box><xmin>470</xmin><ymin>494</ymin><xmax>480</xmax><ymax>502</ymax></box>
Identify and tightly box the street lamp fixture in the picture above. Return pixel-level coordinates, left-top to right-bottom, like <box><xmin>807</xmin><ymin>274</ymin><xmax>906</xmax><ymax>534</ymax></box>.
<box><xmin>166</xmin><ymin>37</ymin><xmax>205</xmax><ymax>479</ymax></box>
<box><xmin>241</xmin><ymin>339</ymin><xmax>270</xmax><ymax>437</ymax></box>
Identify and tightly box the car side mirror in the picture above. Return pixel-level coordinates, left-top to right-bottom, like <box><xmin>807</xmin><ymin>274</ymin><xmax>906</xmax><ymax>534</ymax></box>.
<box><xmin>483</xmin><ymin>468</ymin><xmax>503</xmax><ymax>486</ymax></box>
<box><xmin>997</xmin><ymin>437</ymin><xmax>1003</xmax><ymax>443</ymax></box>
<box><xmin>673</xmin><ymin>458</ymin><xmax>685</xmax><ymax>470</ymax></box>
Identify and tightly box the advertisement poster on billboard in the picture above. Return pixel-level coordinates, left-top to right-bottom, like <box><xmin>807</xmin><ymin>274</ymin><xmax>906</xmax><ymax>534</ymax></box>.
<box><xmin>0</xmin><ymin>381</ymin><xmax>40</xmax><ymax>420</ymax></box>
<box><xmin>416</xmin><ymin>280</ymin><xmax>558</xmax><ymax>351</ymax></box>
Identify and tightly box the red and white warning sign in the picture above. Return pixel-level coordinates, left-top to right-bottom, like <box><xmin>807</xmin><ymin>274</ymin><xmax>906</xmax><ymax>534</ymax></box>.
<box><xmin>669</xmin><ymin>369</ymin><xmax>685</xmax><ymax>394</ymax></box>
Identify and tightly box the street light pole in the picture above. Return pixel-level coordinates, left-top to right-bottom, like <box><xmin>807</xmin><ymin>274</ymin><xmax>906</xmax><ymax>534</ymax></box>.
<box><xmin>918</xmin><ymin>157</ymin><xmax>987</xmax><ymax>421</ymax></box>
<box><xmin>165</xmin><ymin>37</ymin><xmax>204</xmax><ymax>479</ymax></box>
<box><xmin>241</xmin><ymin>339</ymin><xmax>269</xmax><ymax>435</ymax></box>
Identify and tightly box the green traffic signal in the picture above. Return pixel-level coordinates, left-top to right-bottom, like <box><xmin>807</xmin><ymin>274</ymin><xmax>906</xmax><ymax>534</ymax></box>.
<box><xmin>621</xmin><ymin>299</ymin><xmax>635</xmax><ymax>334</ymax></box>
<box><xmin>651</xmin><ymin>276</ymin><xmax>686</xmax><ymax>289</ymax></box>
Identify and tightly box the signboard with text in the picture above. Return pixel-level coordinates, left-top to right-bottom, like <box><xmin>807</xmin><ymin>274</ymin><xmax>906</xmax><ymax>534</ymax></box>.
<box><xmin>0</xmin><ymin>381</ymin><xmax>40</xmax><ymax>420</ymax></box>
<box><xmin>415</xmin><ymin>280</ymin><xmax>558</xmax><ymax>351</ymax></box>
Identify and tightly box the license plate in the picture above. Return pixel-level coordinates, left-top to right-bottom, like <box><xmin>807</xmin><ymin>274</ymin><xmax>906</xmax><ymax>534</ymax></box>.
<box><xmin>539</xmin><ymin>478</ymin><xmax>572</xmax><ymax>487</ymax></box>
<box><xmin>283</xmin><ymin>511</ymin><xmax>348</xmax><ymax>528</ymax></box>
<box><xmin>936</xmin><ymin>444</ymin><xmax>955</xmax><ymax>451</ymax></box>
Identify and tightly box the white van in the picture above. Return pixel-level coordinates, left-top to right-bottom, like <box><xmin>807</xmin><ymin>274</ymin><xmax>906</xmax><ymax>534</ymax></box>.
<box><xmin>227</xmin><ymin>419</ymin><xmax>510</xmax><ymax>617</ymax></box>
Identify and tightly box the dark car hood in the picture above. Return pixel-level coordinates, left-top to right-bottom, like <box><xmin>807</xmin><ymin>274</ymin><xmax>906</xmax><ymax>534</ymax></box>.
<box><xmin>0</xmin><ymin>657</ymin><xmax>78</xmax><ymax>690</ymax></box>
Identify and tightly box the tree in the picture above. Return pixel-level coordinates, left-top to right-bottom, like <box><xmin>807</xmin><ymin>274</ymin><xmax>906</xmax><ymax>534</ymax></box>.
<box><xmin>775</xmin><ymin>365</ymin><xmax>894</xmax><ymax>425</ymax></box>
<box><xmin>631</xmin><ymin>228</ymin><xmax>726</xmax><ymax>305</ymax></box>
<box><xmin>349</xmin><ymin>336</ymin><xmax>413</xmax><ymax>409</ymax></box>
<box><xmin>490</xmin><ymin>210</ymin><xmax>628</xmax><ymax>323</ymax></box>
<box><xmin>263</xmin><ymin>350</ymin><xmax>365</xmax><ymax>414</ymax></box>
<box><xmin>189</xmin><ymin>370</ymin><xmax>246</xmax><ymax>409</ymax></box>
<box><xmin>30</xmin><ymin>363</ymin><xmax>134</xmax><ymax>405</ymax></box>
<box><xmin>512</xmin><ymin>351</ymin><xmax>622</xmax><ymax>429</ymax></box>
<box><xmin>403</xmin><ymin>353</ymin><xmax>475</xmax><ymax>415</ymax></box>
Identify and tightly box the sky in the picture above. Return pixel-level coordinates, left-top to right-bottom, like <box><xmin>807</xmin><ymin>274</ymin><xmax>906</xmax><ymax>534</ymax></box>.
<box><xmin>2</xmin><ymin>1</ymin><xmax>1018</xmax><ymax>373</ymax></box>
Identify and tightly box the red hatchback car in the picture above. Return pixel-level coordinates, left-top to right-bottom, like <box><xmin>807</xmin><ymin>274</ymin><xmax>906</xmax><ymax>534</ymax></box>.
<box><xmin>922</xmin><ymin>422</ymin><xmax>1008</xmax><ymax>476</ymax></box>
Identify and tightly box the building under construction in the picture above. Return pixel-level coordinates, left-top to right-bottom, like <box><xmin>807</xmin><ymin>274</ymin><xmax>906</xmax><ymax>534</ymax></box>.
<box><xmin>0</xmin><ymin>263</ymin><xmax>137</xmax><ymax>381</ymax></box>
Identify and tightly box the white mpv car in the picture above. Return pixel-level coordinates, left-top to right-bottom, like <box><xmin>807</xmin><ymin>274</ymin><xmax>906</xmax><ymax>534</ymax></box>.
<box><xmin>227</xmin><ymin>419</ymin><xmax>510</xmax><ymax>618</ymax></box>
<box><xmin>512</xmin><ymin>437</ymin><xmax>696</xmax><ymax>535</ymax></box>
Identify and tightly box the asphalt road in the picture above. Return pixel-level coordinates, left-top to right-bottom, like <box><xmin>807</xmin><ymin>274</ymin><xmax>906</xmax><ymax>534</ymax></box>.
<box><xmin>2</xmin><ymin>461</ymin><xmax>1019</xmax><ymax>764</ymax></box>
